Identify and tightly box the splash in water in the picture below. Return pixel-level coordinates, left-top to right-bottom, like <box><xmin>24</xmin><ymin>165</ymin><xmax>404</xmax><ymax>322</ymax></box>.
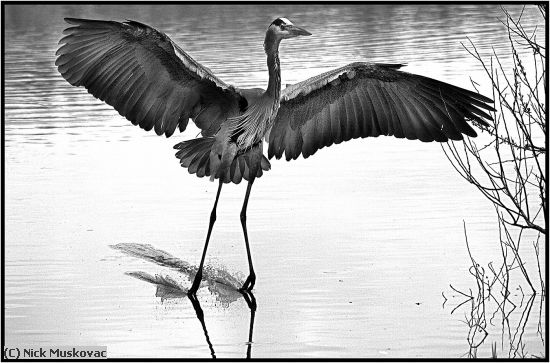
<box><xmin>111</xmin><ymin>243</ymin><xmax>245</xmax><ymax>305</ymax></box>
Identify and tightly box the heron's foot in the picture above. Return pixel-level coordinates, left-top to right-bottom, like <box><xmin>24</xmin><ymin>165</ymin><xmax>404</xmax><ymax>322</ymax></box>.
<box><xmin>240</xmin><ymin>273</ymin><xmax>256</xmax><ymax>292</ymax></box>
<box><xmin>240</xmin><ymin>289</ymin><xmax>257</xmax><ymax>311</ymax></box>
<box><xmin>188</xmin><ymin>271</ymin><xmax>203</xmax><ymax>296</ymax></box>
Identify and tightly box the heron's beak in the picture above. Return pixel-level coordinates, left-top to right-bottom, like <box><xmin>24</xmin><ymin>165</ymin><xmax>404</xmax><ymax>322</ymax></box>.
<box><xmin>288</xmin><ymin>25</ymin><xmax>312</xmax><ymax>37</ymax></box>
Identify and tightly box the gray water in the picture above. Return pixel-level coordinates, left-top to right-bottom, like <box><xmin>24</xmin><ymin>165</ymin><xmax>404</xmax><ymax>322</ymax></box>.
<box><xmin>4</xmin><ymin>4</ymin><xmax>545</xmax><ymax>358</ymax></box>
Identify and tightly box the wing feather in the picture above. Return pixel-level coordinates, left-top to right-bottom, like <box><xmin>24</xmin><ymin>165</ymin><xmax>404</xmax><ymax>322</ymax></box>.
<box><xmin>318</xmin><ymin>107</ymin><xmax>333</xmax><ymax>149</ymax></box>
<box><xmin>56</xmin><ymin>18</ymin><xmax>242</xmax><ymax>137</ymax></box>
<box><xmin>269</xmin><ymin>62</ymin><xmax>494</xmax><ymax>160</ymax></box>
<box><xmin>365</xmin><ymin>82</ymin><xmax>387</xmax><ymax>135</ymax></box>
<box><xmin>341</xmin><ymin>93</ymin><xmax>355</xmax><ymax>141</ymax></box>
<box><xmin>329</xmin><ymin>101</ymin><xmax>343</xmax><ymax>145</ymax></box>
<box><xmin>285</xmin><ymin>123</ymin><xmax>303</xmax><ymax>161</ymax></box>
<box><xmin>407</xmin><ymin>92</ymin><xmax>448</xmax><ymax>142</ymax></box>
<box><xmin>413</xmin><ymin>92</ymin><xmax>463</xmax><ymax>139</ymax></box>
<box><xmin>396</xmin><ymin>89</ymin><xmax>434</xmax><ymax>141</ymax></box>
<box><xmin>301</xmin><ymin>117</ymin><xmax>317</xmax><ymax>158</ymax></box>
<box><xmin>385</xmin><ymin>86</ymin><xmax>413</xmax><ymax>139</ymax></box>
<box><xmin>380</xmin><ymin>85</ymin><xmax>404</xmax><ymax>138</ymax></box>
<box><xmin>347</xmin><ymin>88</ymin><xmax>364</xmax><ymax>137</ymax></box>
<box><xmin>354</xmin><ymin>86</ymin><xmax>374</xmax><ymax>137</ymax></box>
<box><xmin>121</xmin><ymin>76</ymin><xmax>148</xmax><ymax>119</ymax></box>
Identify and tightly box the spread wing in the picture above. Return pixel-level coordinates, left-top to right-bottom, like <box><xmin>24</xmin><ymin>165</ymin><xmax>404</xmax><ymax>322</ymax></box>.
<box><xmin>56</xmin><ymin>18</ymin><xmax>243</xmax><ymax>137</ymax></box>
<box><xmin>267</xmin><ymin>62</ymin><xmax>495</xmax><ymax>160</ymax></box>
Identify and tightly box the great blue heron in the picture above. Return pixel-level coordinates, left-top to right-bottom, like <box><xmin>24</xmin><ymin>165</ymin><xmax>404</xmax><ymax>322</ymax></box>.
<box><xmin>56</xmin><ymin>17</ymin><xmax>494</xmax><ymax>295</ymax></box>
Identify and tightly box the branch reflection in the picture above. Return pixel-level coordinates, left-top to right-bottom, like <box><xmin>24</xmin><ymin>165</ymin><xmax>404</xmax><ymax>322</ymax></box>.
<box><xmin>443</xmin><ymin>256</ymin><xmax>544</xmax><ymax>358</ymax></box>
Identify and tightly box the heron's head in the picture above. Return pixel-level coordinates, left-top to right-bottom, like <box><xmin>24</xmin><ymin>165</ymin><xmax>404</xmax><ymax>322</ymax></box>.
<box><xmin>265</xmin><ymin>17</ymin><xmax>311</xmax><ymax>52</ymax></box>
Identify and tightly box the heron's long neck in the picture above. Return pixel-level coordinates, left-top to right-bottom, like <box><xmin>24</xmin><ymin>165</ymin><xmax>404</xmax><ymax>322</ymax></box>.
<box><xmin>265</xmin><ymin>46</ymin><xmax>281</xmax><ymax>100</ymax></box>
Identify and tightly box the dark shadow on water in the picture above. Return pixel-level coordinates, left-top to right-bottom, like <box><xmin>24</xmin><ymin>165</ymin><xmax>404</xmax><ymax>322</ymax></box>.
<box><xmin>111</xmin><ymin>243</ymin><xmax>257</xmax><ymax>358</ymax></box>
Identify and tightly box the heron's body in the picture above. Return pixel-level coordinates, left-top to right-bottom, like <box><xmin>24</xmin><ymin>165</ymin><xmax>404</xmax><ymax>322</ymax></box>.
<box><xmin>56</xmin><ymin>17</ymin><xmax>495</xmax><ymax>294</ymax></box>
<box><xmin>176</xmin><ymin>19</ymin><xmax>289</xmax><ymax>184</ymax></box>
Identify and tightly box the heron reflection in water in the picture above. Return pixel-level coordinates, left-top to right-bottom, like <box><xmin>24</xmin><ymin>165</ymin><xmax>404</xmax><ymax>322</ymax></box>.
<box><xmin>116</xmin><ymin>243</ymin><xmax>256</xmax><ymax>359</ymax></box>
<box><xmin>56</xmin><ymin>17</ymin><xmax>494</xmax><ymax>295</ymax></box>
<box><xmin>158</xmin><ymin>281</ymin><xmax>256</xmax><ymax>359</ymax></box>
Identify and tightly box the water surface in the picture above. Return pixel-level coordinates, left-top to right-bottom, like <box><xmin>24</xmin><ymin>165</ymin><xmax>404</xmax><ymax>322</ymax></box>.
<box><xmin>4</xmin><ymin>4</ymin><xmax>545</xmax><ymax>358</ymax></box>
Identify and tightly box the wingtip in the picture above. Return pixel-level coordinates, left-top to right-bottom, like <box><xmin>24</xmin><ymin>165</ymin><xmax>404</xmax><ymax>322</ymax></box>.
<box><xmin>63</xmin><ymin>17</ymin><xmax>121</xmax><ymax>28</ymax></box>
<box><xmin>474</xmin><ymin>118</ymin><xmax>491</xmax><ymax>129</ymax></box>
<box><xmin>124</xmin><ymin>19</ymin><xmax>150</xmax><ymax>28</ymax></box>
<box><xmin>477</xmin><ymin>93</ymin><xmax>496</xmax><ymax>105</ymax></box>
<box><xmin>64</xmin><ymin>17</ymin><xmax>85</xmax><ymax>24</ymax></box>
<box><xmin>377</xmin><ymin>63</ymin><xmax>407</xmax><ymax>70</ymax></box>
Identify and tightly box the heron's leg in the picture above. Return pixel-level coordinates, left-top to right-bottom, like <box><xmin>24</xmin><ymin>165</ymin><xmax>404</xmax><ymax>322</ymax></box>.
<box><xmin>240</xmin><ymin>179</ymin><xmax>256</xmax><ymax>291</ymax></box>
<box><xmin>189</xmin><ymin>178</ymin><xmax>223</xmax><ymax>296</ymax></box>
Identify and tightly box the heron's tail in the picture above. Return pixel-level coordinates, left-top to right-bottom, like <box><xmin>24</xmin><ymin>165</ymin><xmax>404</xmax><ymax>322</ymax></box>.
<box><xmin>174</xmin><ymin>137</ymin><xmax>215</xmax><ymax>179</ymax></box>
<box><xmin>173</xmin><ymin>138</ymin><xmax>271</xmax><ymax>184</ymax></box>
